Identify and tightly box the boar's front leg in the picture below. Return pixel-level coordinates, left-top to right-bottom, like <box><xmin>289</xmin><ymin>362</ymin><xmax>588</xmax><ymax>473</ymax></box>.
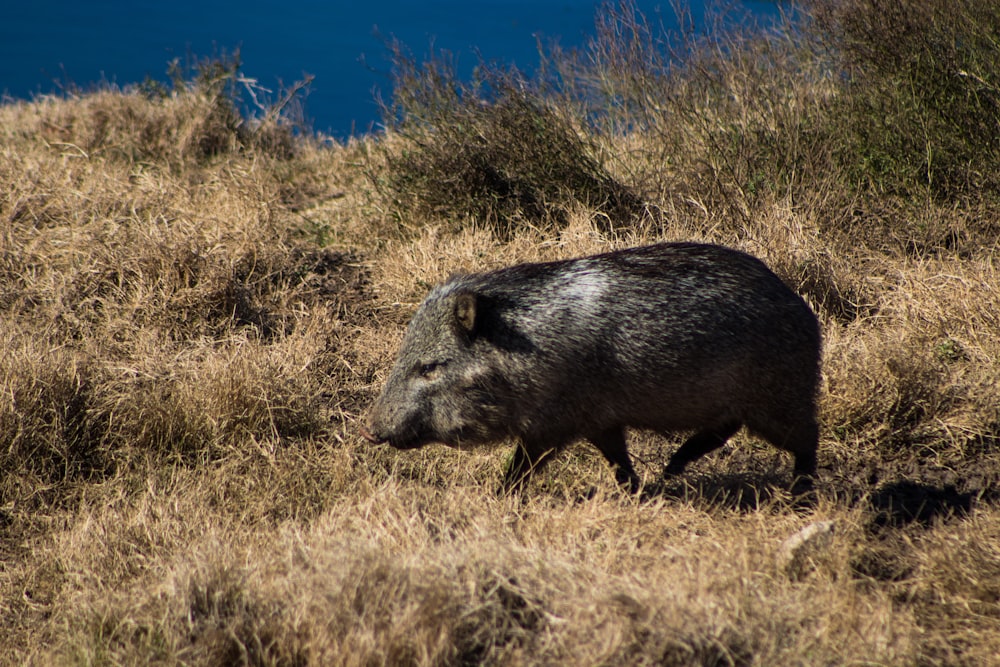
<box><xmin>500</xmin><ymin>439</ymin><xmax>557</xmax><ymax>494</ymax></box>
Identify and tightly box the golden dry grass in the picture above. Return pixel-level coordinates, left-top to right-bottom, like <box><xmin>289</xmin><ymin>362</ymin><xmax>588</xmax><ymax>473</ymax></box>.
<box><xmin>3</xmin><ymin>4</ymin><xmax>1000</xmax><ymax>664</ymax></box>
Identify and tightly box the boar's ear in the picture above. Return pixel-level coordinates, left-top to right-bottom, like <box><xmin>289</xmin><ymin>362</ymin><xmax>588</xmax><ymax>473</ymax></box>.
<box><xmin>453</xmin><ymin>290</ymin><xmax>477</xmax><ymax>336</ymax></box>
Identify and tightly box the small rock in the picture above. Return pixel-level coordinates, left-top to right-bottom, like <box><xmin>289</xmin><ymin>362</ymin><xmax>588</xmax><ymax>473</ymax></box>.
<box><xmin>779</xmin><ymin>520</ymin><xmax>836</xmax><ymax>580</ymax></box>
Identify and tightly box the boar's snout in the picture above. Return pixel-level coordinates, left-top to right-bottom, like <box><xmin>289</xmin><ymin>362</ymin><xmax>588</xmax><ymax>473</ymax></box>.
<box><xmin>360</xmin><ymin>397</ymin><xmax>391</xmax><ymax>444</ymax></box>
<box><xmin>361</xmin><ymin>403</ymin><xmax>432</xmax><ymax>450</ymax></box>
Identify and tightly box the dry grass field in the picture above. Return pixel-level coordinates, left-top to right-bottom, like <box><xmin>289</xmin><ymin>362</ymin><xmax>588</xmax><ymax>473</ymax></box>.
<box><xmin>3</xmin><ymin>1</ymin><xmax>1000</xmax><ymax>664</ymax></box>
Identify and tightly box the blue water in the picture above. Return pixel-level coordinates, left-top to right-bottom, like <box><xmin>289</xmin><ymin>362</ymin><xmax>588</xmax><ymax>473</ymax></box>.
<box><xmin>1</xmin><ymin>1</ymin><xmax>782</xmax><ymax>139</ymax></box>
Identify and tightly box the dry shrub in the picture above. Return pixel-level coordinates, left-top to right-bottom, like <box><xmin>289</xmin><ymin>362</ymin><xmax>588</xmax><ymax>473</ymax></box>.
<box><xmin>544</xmin><ymin>1</ymin><xmax>844</xmax><ymax>231</ymax></box>
<box><xmin>9</xmin><ymin>53</ymin><xmax>299</xmax><ymax>171</ymax></box>
<box><xmin>814</xmin><ymin>0</ymin><xmax>1000</xmax><ymax>200</ymax></box>
<box><xmin>543</xmin><ymin>1</ymin><xmax>1000</xmax><ymax>254</ymax></box>
<box><xmin>372</xmin><ymin>51</ymin><xmax>646</xmax><ymax>239</ymax></box>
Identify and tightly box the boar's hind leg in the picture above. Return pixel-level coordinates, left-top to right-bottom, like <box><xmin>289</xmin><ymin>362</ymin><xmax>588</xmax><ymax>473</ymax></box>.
<box><xmin>589</xmin><ymin>427</ymin><xmax>641</xmax><ymax>494</ymax></box>
<box><xmin>754</xmin><ymin>417</ymin><xmax>819</xmax><ymax>481</ymax></box>
<box><xmin>500</xmin><ymin>439</ymin><xmax>557</xmax><ymax>494</ymax></box>
<box><xmin>663</xmin><ymin>421</ymin><xmax>741</xmax><ymax>476</ymax></box>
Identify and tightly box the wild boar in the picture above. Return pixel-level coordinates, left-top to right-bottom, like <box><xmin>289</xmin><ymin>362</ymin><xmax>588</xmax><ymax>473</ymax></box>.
<box><xmin>362</xmin><ymin>243</ymin><xmax>821</xmax><ymax>494</ymax></box>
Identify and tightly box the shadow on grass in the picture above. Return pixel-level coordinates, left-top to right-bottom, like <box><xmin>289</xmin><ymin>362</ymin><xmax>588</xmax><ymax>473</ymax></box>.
<box><xmin>867</xmin><ymin>480</ymin><xmax>981</xmax><ymax>531</ymax></box>
<box><xmin>630</xmin><ymin>467</ymin><xmax>994</xmax><ymax>531</ymax></box>
<box><xmin>637</xmin><ymin>470</ymin><xmax>795</xmax><ymax>513</ymax></box>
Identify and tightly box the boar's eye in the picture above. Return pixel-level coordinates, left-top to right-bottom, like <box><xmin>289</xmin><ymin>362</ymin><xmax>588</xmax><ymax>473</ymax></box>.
<box><xmin>416</xmin><ymin>360</ymin><xmax>447</xmax><ymax>378</ymax></box>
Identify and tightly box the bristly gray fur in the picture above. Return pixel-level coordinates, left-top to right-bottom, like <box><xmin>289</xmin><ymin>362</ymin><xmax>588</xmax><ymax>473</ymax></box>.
<box><xmin>365</xmin><ymin>242</ymin><xmax>822</xmax><ymax>494</ymax></box>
